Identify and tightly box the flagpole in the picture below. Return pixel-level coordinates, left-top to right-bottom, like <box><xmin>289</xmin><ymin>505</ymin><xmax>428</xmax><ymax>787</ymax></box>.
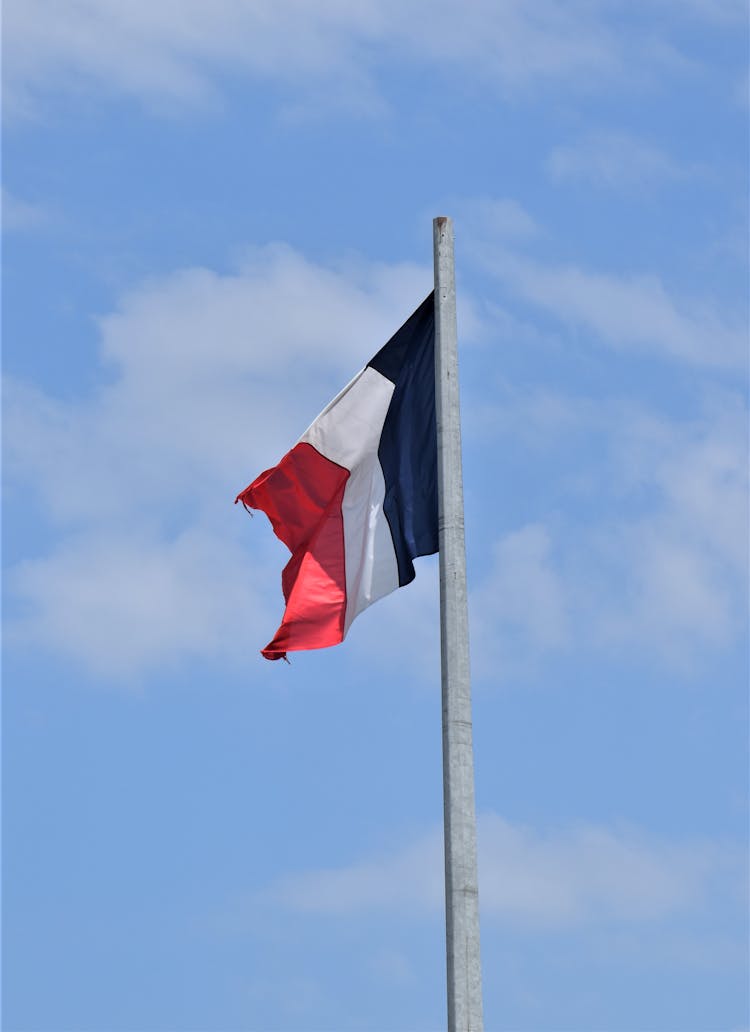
<box><xmin>433</xmin><ymin>216</ymin><xmax>483</xmax><ymax>1032</ymax></box>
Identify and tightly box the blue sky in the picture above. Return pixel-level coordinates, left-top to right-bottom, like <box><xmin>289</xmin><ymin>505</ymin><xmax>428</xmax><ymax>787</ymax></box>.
<box><xmin>2</xmin><ymin>1</ymin><xmax>748</xmax><ymax>1030</ymax></box>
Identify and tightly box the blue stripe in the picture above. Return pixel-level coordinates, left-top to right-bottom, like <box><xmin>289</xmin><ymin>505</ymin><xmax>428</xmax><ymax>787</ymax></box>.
<box><xmin>368</xmin><ymin>293</ymin><xmax>438</xmax><ymax>586</ymax></box>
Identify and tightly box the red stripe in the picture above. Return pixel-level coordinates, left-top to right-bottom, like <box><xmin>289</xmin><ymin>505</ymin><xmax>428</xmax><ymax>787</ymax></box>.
<box><xmin>235</xmin><ymin>442</ymin><xmax>349</xmax><ymax>660</ymax></box>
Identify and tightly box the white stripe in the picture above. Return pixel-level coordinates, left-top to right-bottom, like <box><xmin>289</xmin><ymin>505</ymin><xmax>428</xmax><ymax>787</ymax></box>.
<box><xmin>341</xmin><ymin>453</ymin><xmax>399</xmax><ymax>632</ymax></box>
<box><xmin>299</xmin><ymin>366</ymin><xmax>400</xmax><ymax>634</ymax></box>
<box><xmin>299</xmin><ymin>366</ymin><xmax>394</xmax><ymax>471</ymax></box>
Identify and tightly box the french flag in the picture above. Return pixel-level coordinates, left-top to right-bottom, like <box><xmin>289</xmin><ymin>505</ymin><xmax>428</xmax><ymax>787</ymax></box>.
<box><xmin>236</xmin><ymin>293</ymin><xmax>438</xmax><ymax>660</ymax></box>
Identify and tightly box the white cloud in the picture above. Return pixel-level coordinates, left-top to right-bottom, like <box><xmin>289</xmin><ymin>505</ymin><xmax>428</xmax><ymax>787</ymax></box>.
<box><xmin>478</xmin><ymin>815</ymin><xmax>732</xmax><ymax>927</ymax></box>
<box><xmin>269</xmin><ymin>827</ymin><xmax>444</xmax><ymax>915</ymax></box>
<box><xmin>593</xmin><ymin>400</ymin><xmax>749</xmax><ymax>658</ymax></box>
<box><xmin>2</xmin><ymin>187</ymin><xmax>52</xmax><ymax>232</ymax></box>
<box><xmin>479</xmin><ymin>246</ymin><xmax>747</xmax><ymax>368</ymax></box>
<box><xmin>7</xmin><ymin>529</ymin><xmax>266</xmax><ymax>679</ymax></box>
<box><xmin>469</xmin><ymin>391</ymin><xmax>748</xmax><ymax>672</ymax></box>
<box><xmin>5</xmin><ymin>245</ymin><xmax>431</xmax><ymax>529</ymax></box>
<box><xmin>657</xmin><ymin>0</ymin><xmax>748</xmax><ymax>24</ymax></box>
<box><xmin>2</xmin><ymin>0</ymin><xmax>383</xmax><ymax>118</ymax></box>
<box><xmin>457</xmin><ymin>197</ymin><xmax>746</xmax><ymax>673</ymax></box>
<box><xmin>455</xmin><ymin>197</ymin><xmax>540</xmax><ymax>243</ymax></box>
<box><xmin>260</xmin><ymin>813</ymin><xmax>738</xmax><ymax>929</ymax></box>
<box><xmin>367</xmin><ymin>948</ymin><xmax>416</xmax><ymax>986</ymax></box>
<box><xmin>4</xmin><ymin>245</ymin><xmax>432</xmax><ymax>678</ymax></box>
<box><xmin>2</xmin><ymin>0</ymin><xmax>719</xmax><ymax>119</ymax></box>
<box><xmin>245</xmin><ymin>974</ymin><xmax>329</xmax><ymax>1024</ymax></box>
<box><xmin>546</xmin><ymin>131</ymin><xmax>700</xmax><ymax>189</ymax></box>
<box><xmin>384</xmin><ymin>0</ymin><xmax>628</xmax><ymax>95</ymax></box>
<box><xmin>470</xmin><ymin>524</ymin><xmax>568</xmax><ymax>679</ymax></box>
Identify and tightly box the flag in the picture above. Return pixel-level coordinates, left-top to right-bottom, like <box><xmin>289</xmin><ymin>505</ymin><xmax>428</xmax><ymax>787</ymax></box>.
<box><xmin>236</xmin><ymin>293</ymin><xmax>438</xmax><ymax>660</ymax></box>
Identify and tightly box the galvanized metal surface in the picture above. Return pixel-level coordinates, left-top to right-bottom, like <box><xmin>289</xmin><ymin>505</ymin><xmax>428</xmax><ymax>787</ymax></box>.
<box><xmin>433</xmin><ymin>216</ymin><xmax>484</xmax><ymax>1032</ymax></box>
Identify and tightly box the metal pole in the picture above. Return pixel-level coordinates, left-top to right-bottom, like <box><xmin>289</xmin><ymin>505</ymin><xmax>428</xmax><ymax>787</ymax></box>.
<box><xmin>433</xmin><ymin>217</ymin><xmax>483</xmax><ymax>1031</ymax></box>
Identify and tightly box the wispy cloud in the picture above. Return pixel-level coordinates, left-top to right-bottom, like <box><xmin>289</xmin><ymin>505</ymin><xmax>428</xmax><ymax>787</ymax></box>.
<box><xmin>2</xmin><ymin>187</ymin><xmax>52</xmax><ymax>232</ymax></box>
<box><xmin>479</xmin><ymin>247</ymin><xmax>747</xmax><ymax>369</ymax></box>
<box><xmin>592</xmin><ymin>400</ymin><xmax>749</xmax><ymax>658</ymax></box>
<box><xmin>471</xmin><ymin>523</ymin><xmax>569</xmax><ymax>666</ymax></box>
<box><xmin>7</xmin><ymin>529</ymin><xmax>266</xmax><ymax>680</ymax></box>
<box><xmin>657</xmin><ymin>0</ymin><xmax>748</xmax><ymax>25</ymax></box>
<box><xmin>258</xmin><ymin>813</ymin><xmax>742</xmax><ymax>929</ymax></box>
<box><xmin>459</xmin><ymin>194</ymin><xmax>747</xmax><ymax>370</ymax></box>
<box><xmin>5</xmin><ymin>245</ymin><xmax>431</xmax><ymax>528</ymax></box>
<box><xmin>2</xmin><ymin>0</ymin><xmax>384</xmax><ymax>119</ymax></box>
<box><xmin>454</xmin><ymin>196</ymin><xmax>541</xmax><ymax>243</ymax></box>
<box><xmin>546</xmin><ymin>131</ymin><xmax>701</xmax><ymax>189</ymax></box>
<box><xmin>469</xmin><ymin>390</ymin><xmax>748</xmax><ymax>674</ymax></box>
<box><xmin>2</xmin><ymin>0</ymin><xmax>729</xmax><ymax>119</ymax></box>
